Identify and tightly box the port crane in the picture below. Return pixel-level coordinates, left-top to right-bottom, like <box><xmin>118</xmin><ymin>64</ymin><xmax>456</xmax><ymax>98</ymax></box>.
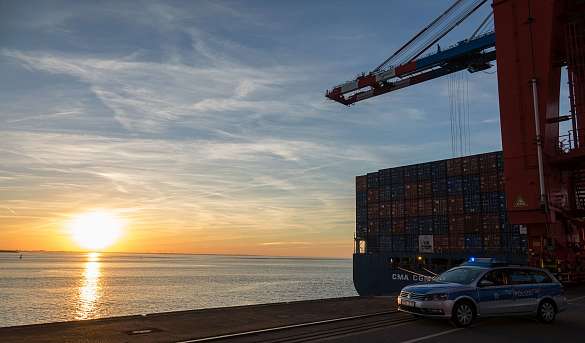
<box><xmin>327</xmin><ymin>0</ymin><xmax>585</xmax><ymax>280</ymax></box>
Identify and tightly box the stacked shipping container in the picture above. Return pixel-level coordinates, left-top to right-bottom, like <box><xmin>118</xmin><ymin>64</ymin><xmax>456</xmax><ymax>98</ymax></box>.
<box><xmin>356</xmin><ymin>151</ymin><xmax>528</xmax><ymax>257</ymax></box>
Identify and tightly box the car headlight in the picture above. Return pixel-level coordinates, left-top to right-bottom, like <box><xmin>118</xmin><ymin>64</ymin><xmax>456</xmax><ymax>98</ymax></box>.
<box><xmin>423</xmin><ymin>293</ymin><xmax>448</xmax><ymax>301</ymax></box>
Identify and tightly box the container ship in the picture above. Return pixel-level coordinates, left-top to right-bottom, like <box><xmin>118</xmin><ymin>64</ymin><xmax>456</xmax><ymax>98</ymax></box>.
<box><xmin>353</xmin><ymin>151</ymin><xmax>529</xmax><ymax>295</ymax></box>
<box><xmin>325</xmin><ymin>0</ymin><xmax>585</xmax><ymax>295</ymax></box>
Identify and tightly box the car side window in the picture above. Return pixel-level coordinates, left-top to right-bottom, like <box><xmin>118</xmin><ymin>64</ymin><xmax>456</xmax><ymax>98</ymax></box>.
<box><xmin>530</xmin><ymin>270</ymin><xmax>552</xmax><ymax>284</ymax></box>
<box><xmin>480</xmin><ymin>270</ymin><xmax>509</xmax><ymax>286</ymax></box>
<box><xmin>509</xmin><ymin>269</ymin><xmax>535</xmax><ymax>285</ymax></box>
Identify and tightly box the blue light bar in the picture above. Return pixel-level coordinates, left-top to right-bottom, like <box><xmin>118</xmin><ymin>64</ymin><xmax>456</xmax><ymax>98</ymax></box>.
<box><xmin>462</xmin><ymin>257</ymin><xmax>500</xmax><ymax>267</ymax></box>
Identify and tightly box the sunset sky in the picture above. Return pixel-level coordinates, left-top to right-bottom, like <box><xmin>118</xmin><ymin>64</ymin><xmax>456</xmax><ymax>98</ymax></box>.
<box><xmin>0</xmin><ymin>0</ymin><xmax>505</xmax><ymax>257</ymax></box>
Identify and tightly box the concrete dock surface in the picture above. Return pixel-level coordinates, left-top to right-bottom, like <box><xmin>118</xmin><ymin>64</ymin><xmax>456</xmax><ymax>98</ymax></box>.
<box><xmin>0</xmin><ymin>296</ymin><xmax>394</xmax><ymax>343</ymax></box>
<box><xmin>2</xmin><ymin>287</ymin><xmax>585</xmax><ymax>343</ymax></box>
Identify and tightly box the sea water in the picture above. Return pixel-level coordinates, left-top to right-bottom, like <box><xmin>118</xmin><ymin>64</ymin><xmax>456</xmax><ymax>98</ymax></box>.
<box><xmin>0</xmin><ymin>252</ymin><xmax>356</xmax><ymax>327</ymax></box>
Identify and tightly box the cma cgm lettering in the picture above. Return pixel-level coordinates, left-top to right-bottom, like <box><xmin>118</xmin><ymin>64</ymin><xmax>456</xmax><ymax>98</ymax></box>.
<box><xmin>392</xmin><ymin>273</ymin><xmax>433</xmax><ymax>282</ymax></box>
<box><xmin>354</xmin><ymin>151</ymin><xmax>529</xmax><ymax>295</ymax></box>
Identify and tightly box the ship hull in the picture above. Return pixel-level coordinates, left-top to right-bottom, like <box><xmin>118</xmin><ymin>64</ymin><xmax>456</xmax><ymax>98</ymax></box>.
<box><xmin>353</xmin><ymin>254</ymin><xmax>432</xmax><ymax>295</ymax></box>
<box><xmin>353</xmin><ymin>252</ymin><xmax>527</xmax><ymax>295</ymax></box>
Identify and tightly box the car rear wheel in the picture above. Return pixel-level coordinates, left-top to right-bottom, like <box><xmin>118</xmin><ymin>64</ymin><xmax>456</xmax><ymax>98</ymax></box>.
<box><xmin>452</xmin><ymin>301</ymin><xmax>475</xmax><ymax>327</ymax></box>
<box><xmin>537</xmin><ymin>300</ymin><xmax>556</xmax><ymax>324</ymax></box>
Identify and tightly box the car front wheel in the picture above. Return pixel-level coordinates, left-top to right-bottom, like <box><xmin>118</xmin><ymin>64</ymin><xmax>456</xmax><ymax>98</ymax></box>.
<box><xmin>452</xmin><ymin>301</ymin><xmax>475</xmax><ymax>327</ymax></box>
<box><xmin>537</xmin><ymin>300</ymin><xmax>557</xmax><ymax>323</ymax></box>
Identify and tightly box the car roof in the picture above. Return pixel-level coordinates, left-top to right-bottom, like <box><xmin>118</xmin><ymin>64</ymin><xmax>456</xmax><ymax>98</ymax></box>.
<box><xmin>450</xmin><ymin>265</ymin><xmax>554</xmax><ymax>276</ymax></box>
<box><xmin>459</xmin><ymin>258</ymin><xmax>535</xmax><ymax>269</ymax></box>
<box><xmin>450</xmin><ymin>265</ymin><xmax>549</xmax><ymax>272</ymax></box>
<box><xmin>489</xmin><ymin>266</ymin><xmax>549</xmax><ymax>271</ymax></box>
<box><xmin>449</xmin><ymin>265</ymin><xmax>489</xmax><ymax>270</ymax></box>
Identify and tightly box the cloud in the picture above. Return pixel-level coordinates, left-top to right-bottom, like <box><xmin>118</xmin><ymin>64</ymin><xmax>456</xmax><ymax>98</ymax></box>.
<box><xmin>6</xmin><ymin>110</ymin><xmax>82</xmax><ymax>123</ymax></box>
<box><xmin>481</xmin><ymin>117</ymin><xmax>499</xmax><ymax>124</ymax></box>
<box><xmin>2</xmin><ymin>49</ymin><xmax>316</xmax><ymax>134</ymax></box>
<box><xmin>0</xmin><ymin>129</ymin><xmax>370</xmax><ymax>240</ymax></box>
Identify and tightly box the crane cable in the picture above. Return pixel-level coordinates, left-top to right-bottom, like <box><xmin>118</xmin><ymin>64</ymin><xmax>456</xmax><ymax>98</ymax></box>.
<box><xmin>375</xmin><ymin>0</ymin><xmax>489</xmax><ymax>72</ymax></box>
<box><xmin>458</xmin><ymin>72</ymin><xmax>464</xmax><ymax>156</ymax></box>
<box><xmin>407</xmin><ymin>0</ymin><xmax>488</xmax><ymax>63</ymax></box>
<box><xmin>449</xmin><ymin>71</ymin><xmax>455</xmax><ymax>156</ymax></box>
<box><xmin>466</xmin><ymin>72</ymin><xmax>471</xmax><ymax>155</ymax></box>
<box><xmin>469</xmin><ymin>11</ymin><xmax>494</xmax><ymax>40</ymax></box>
<box><xmin>449</xmin><ymin>71</ymin><xmax>472</xmax><ymax>157</ymax></box>
<box><xmin>374</xmin><ymin>0</ymin><xmax>466</xmax><ymax>72</ymax></box>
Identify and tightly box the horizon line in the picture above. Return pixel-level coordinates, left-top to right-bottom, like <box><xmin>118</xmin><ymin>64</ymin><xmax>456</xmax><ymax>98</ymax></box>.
<box><xmin>0</xmin><ymin>249</ymin><xmax>351</xmax><ymax>260</ymax></box>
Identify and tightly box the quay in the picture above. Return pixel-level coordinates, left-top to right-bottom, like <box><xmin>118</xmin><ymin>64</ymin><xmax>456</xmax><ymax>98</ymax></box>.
<box><xmin>2</xmin><ymin>288</ymin><xmax>585</xmax><ymax>343</ymax></box>
<box><xmin>0</xmin><ymin>296</ymin><xmax>393</xmax><ymax>343</ymax></box>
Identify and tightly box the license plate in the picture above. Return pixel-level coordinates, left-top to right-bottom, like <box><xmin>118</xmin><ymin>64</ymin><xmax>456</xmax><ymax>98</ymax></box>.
<box><xmin>402</xmin><ymin>299</ymin><xmax>416</xmax><ymax>307</ymax></box>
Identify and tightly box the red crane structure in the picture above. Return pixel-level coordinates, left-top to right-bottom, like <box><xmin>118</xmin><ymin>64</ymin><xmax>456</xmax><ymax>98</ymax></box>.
<box><xmin>327</xmin><ymin>0</ymin><xmax>585</xmax><ymax>280</ymax></box>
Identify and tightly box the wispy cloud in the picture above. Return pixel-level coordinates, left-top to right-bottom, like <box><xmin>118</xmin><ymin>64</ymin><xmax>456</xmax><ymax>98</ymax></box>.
<box><xmin>481</xmin><ymin>117</ymin><xmax>500</xmax><ymax>124</ymax></box>
<box><xmin>6</xmin><ymin>110</ymin><xmax>81</xmax><ymax>123</ymax></box>
<box><xmin>2</xmin><ymin>49</ymin><xmax>318</xmax><ymax>134</ymax></box>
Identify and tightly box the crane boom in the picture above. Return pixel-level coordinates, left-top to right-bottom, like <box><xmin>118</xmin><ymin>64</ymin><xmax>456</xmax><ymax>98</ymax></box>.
<box><xmin>326</xmin><ymin>32</ymin><xmax>495</xmax><ymax>106</ymax></box>
<box><xmin>326</xmin><ymin>0</ymin><xmax>492</xmax><ymax>106</ymax></box>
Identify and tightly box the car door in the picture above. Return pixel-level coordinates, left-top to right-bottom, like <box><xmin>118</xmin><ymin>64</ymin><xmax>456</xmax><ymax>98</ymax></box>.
<box><xmin>509</xmin><ymin>269</ymin><xmax>539</xmax><ymax>313</ymax></box>
<box><xmin>477</xmin><ymin>269</ymin><xmax>514</xmax><ymax>316</ymax></box>
<box><xmin>527</xmin><ymin>269</ymin><xmax>555</xmax><ymax>312</ymax></box>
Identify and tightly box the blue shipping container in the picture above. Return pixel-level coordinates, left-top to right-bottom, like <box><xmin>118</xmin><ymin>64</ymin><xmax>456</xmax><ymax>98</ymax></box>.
<box><xmin>447</xmin><ymin>176</ymin><xmax>463</xmax><ymax>194</ymax></box>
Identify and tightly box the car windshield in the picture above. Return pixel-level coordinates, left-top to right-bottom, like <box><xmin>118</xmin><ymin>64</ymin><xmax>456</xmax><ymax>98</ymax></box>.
<box><xmin>435</xmin><ymin>267</ymin><xmax>485</xmax><ymax>285</ymax></box>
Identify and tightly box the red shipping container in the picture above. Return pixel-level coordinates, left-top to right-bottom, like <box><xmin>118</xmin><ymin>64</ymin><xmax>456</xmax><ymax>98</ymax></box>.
<box><xmin>405</xmin><ymin>183</ymin><xmax>418</xmax><ymax>199</ymax></box>
<box><xmin>392</xmin><ymin>219</ymin><xmax>405</xmax><ymax>234</ymax></box>
<box><xmin>367</xmin><ymin>189</ymin><xmax>379</xmax><ymax>203</ymax></box>
<box><xmin>450</xmin><ymin>235</ymin><xmax>465</xmax><ymax>249</ymax></box>
<box><xmin>386</xmin><ymin>204</ymin><xmax>393</xmax><ymax>218</ymax></box>
<box><xmin>418</xmin><ymin>181</ymin><xmax>433</xmax><ymax>198</ymax></box>
<box><xmin>367</xmin><ymin>205</ymin><xmax>379</xmax><ymax>219</ymax></box>
<box><xmin>434</xmin><ymin>235</ymin><xmax>450</xmax><ymax>253</ymax></box>
<box><xmin>418</xmin><ymin>198</ymin><xmax>433</xmax><ymax>216</ymax></box>
<box><xmin>433</xmin><ymin>198</ymin><xmax>448</xmax><ymax>215</ymax></box>
<box><xmin>356</xmin><ymin>175</ymin><xmax>367</xmax><ymax>192</ymax></box>
<box><xmin>483</xmin><ymin>235</ymin><xmax>501</xmax><ymax>247</ymax></box>
<box><xmin>405</xmin><ymin>199</ymin><xmax>419</xmax><ymax>217</ymax></box>
<box><xmin>448</xmin><ymin>196</ymin><xmax>464</xmax><ymax>214</ymax></box>
<box><xmin>379</xmin><ymin>202</ymin><xmax>391</xmax><ymax>218</ymax></box>
<box><xmin>482</xmin><ymin>214</ymin><xmax>501</xmax><ymax>232</ymax></box>
<box><xmin>462</xmin><ymin>156</ymin><xmax>479</xmax><ymax>175</ymax></box>
<box><xmin>447</xmin><ymin>158</ymin><xmax>463</xmax><ymax>176</ymax></box>
<box><xmin>464</xmin><ymin>214</ymin><xmax>481</xmax><ymax>233</ymax></box>
<box><xmin>391</xmin><ymin>201</ymin><xmax>405</xmax><ymax>218</ymax></box>
<box><xmin>480</xmin><ymin>174</ymin><xmax>499</xmax><ymax>192</ymax></box>
<box><xmin>479</xmin><ymin>154</ymin><xmax>498</xmax><ymax>174</ymax></box>
<box><xmin>449</xmin><ymin>216</ymin><xmax>465</xmax><ymax>233</ymax></box>
<box><xmin>434</xmin><ymin>235</ymin><xmax>449</xmax><ymax>246</ymax></box>
<box><xmin>498</xmin><ymin>174</ymin><xmax>505</xmax><ymax>191</ymax></box>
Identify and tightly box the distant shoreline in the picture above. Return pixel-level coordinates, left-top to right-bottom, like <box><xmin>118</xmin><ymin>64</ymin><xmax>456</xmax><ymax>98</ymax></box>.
<box><xmin>0</xmin><ymin>249</ymin><xmax>351</xmax><ymax>260</ymax></box>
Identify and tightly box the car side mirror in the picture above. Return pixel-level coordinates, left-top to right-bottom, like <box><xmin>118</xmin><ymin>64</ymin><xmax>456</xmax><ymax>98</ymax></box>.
<box><xmin>478</xmin><ymin>279</ymin><xmax>495</xmax><ymax>287</ymax></box>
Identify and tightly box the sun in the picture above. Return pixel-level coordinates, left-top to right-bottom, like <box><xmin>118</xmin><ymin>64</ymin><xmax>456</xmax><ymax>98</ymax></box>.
<box><xmin>69</xmin><ymin>211</ymin><xmax>124</xmax><ymax>251</ymax></box>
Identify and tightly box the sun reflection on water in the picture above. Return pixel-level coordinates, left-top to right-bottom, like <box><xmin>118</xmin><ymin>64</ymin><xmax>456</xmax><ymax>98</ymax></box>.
<box><xmin>76</xmin><ymin>252</ymin><xmax>102</xmax><ymax>320</ymax></box>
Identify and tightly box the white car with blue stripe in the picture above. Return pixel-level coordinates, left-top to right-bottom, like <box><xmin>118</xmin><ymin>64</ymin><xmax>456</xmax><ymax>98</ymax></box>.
<box><xmin>397</xmin><ymin>258</ymin><xmax>568</xmax><ymax>327</ymax></box>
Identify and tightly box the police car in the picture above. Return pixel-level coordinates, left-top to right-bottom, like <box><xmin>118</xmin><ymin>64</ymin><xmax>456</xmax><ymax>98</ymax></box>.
<box><xmin>397</xmin><ymin>258</ymin><xmax>568</xmax><ymax>327</ymax></box>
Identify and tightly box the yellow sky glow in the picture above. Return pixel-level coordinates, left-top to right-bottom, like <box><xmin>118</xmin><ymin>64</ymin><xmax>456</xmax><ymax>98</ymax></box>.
<box><xmin>0</xmin><ymin>205</ymin><xmax>353</xmax><ymax>257</ymax></box>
